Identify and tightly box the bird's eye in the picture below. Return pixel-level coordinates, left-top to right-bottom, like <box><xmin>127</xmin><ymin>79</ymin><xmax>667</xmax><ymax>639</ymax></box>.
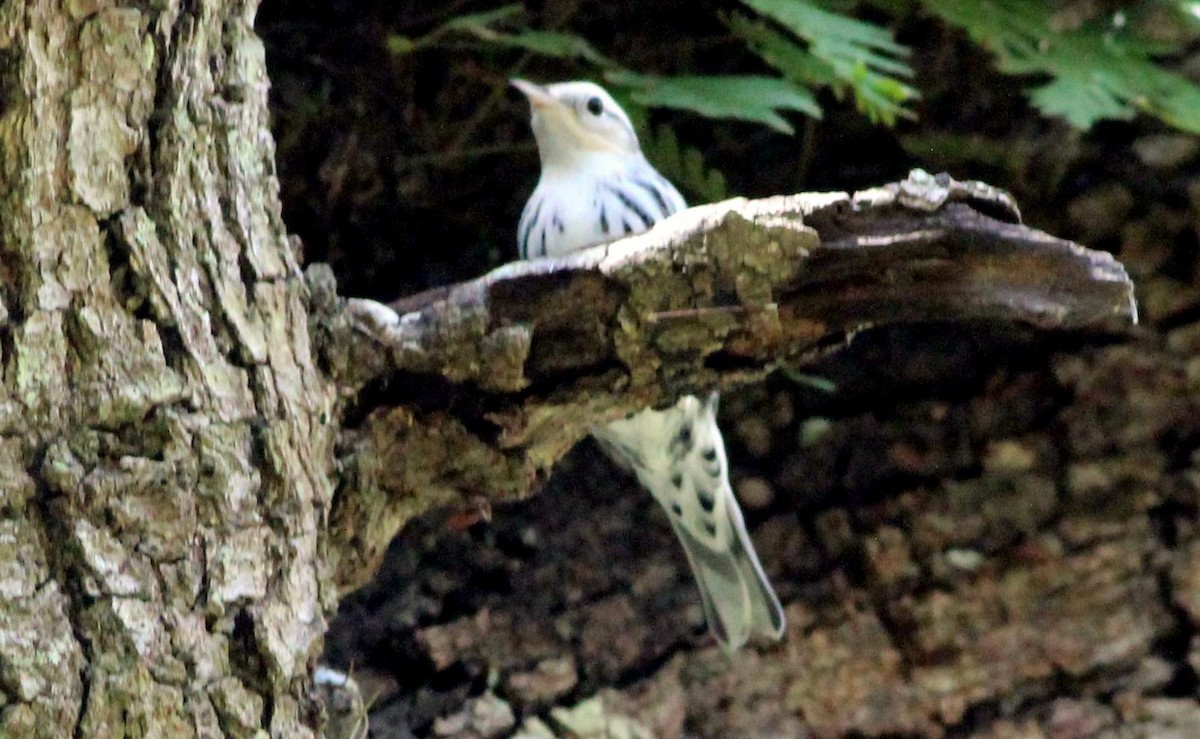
<box><xmin>586</xmin><ymin>96</ymin><xmax>603</xmax><ymax>116</ymax></box>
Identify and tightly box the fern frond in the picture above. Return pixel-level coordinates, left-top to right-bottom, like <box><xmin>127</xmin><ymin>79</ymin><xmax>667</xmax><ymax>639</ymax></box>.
<box><xmin>922</xmin><ymin>0</ymin><xmax>1200</xmax><ymax>133</ymax></box>
<box><xmin>607</xmin><ymin>71</ymin><xmax>820</xmax><ymax>133</ymax></box>
<box><xmin>735</xmin><ymin>0</ymin><xmax>919</xmax><ymax>125</ymax></box>
<box><xmin>388</xmin><ymin>4</ymin><xmax>524</xmax><ymax>55</ymax></box>
<box><xmin>387</xmin><ymin>4</ymin><xmax>609</xmax><ymax>64</ymax></box>
<box><xmin>639</xmin><ymin>125</ymin><xmax>729</xmax><ymax>203</ymax></box>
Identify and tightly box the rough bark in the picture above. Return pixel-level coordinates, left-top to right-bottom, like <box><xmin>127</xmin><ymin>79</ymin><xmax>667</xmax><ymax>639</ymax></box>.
<box><xmin>0</xmin><ymin>1</ymin><xmax>334</xmax><ymax>736</ymax></box>
<box><xmin>313</xmin><ymin>172</ymin><xmax>1136</xmax><ymax>592</ymax></box>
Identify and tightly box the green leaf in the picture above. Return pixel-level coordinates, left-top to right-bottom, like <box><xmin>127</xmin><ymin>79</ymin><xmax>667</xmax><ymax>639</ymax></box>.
<box><xmin>607</xmin><ymin>71</ymin><xmax>820</xmax><ymax>133</ymax></box>
<box><xmin>727</xmin><ymin>14</ymin><xmax>839</xmax><ymax>88</ymax></box>
<box><xmin>640</xmin><ymin>125</ymin><xmax>729</xmax><ymax>203</ymax></box>
<box><xmin>1167</xmin><ymin>0</ymin><xmax>1200</xmax><ymax>31</ymax></box>
<box><xmin>1027</xmin><ymin>76</ymin><xmax>1136</xmax><ymax>128</ymax></box>
<box><xmin>741</xmin><ymin>0</ymin><xmax>912</xmax><ymax>64</ymax></box>
<box><xmin>731</xmin><ymin>1</ymin><xmax>918</xmax><ymax>125</ymax></box>
<box><xmin>387</xmin><ymin>5</ymin><xmax>607</xmax><ymax>64</ymax></box>
<box><xmin>386</xmin><ymin>5</ymin><xmax>523</xmax><ymax>55</ymax></box>
<box><xmin>922</xmin><ymin>0</ymin><xmax>1200</xmax><ymax>134</ymax></box>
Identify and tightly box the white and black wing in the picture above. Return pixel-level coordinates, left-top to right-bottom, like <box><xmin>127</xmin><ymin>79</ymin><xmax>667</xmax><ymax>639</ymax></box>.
<box><xmin>595</xmin><ymin>395</ymin><xmax>786</xmax><ymax>651</ymax></box>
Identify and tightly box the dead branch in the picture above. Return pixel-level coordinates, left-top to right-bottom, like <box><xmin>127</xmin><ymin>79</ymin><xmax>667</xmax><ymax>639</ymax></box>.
<box><xmin>309</xmin><ymin>170</ymin><xmax>1137</xmax><ymax>590</ymax></box>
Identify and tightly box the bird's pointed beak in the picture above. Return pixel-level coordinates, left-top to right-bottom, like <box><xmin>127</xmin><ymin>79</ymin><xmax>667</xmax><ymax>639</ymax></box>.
<box><xmin>510</xmin><ymin>78</ymin><xmax>556</xmax><ymax>111</ymax></box>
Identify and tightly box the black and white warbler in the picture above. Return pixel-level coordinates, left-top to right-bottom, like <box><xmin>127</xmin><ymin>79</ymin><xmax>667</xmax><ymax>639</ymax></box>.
<box><xmin>513</xmin><ymin>79</ymin><xmax>785</xmax><ymax>652</ymax></box>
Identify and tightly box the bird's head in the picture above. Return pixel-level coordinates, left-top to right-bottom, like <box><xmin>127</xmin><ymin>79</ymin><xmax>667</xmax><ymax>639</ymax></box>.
<box><xmin>511</xmin><ymin>79</ymin><xmax>641</xmax><ymax>169</ymax></box>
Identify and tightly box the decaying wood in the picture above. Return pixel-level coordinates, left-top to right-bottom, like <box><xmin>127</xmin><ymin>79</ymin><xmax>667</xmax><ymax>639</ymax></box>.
<box><xmin>311</xmin><ymin>170</ymin><xmax>1137</xmax><ymax>591</ymax></box>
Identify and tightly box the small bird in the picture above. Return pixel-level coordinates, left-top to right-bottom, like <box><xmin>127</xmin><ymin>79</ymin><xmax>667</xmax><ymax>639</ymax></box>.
<box><xmin>512</xmin><ymin>79</ymin><xmax>785</xmax><ymax>652</ymax></box>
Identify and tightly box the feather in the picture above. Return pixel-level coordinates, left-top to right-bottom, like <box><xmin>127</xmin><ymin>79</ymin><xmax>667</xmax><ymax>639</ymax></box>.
<box><xmin>514</xmin><ymin>80</ymin><xmax>785</xmax><ymax>651</ymax></box>
<box><xmin>594</xmin><ymin>395</ymin><xmax>785</xmax><ymax>652</ymax></box>
<box><xmin>604</xmin><ymin>183</ymin><xmax>655</xmax><ymax>229</ymax></box>
<box><xmin>517</xmin><ymin>196</ymin><xmax>542</xmax><ymax>260</ymax></box>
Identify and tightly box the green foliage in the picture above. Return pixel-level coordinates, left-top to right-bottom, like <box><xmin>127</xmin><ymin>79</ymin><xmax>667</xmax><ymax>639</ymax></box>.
<box><xmin>387</xmin><ymin>1</ymin><xmax>909</xmax><ymax>132</ymax></box>
<box><xmin>639</xmin><ymin>125</ymin><xmax>729</xmax><ymax>203</ymax></box>
<box><xmin>922</xmin><ymin>0</ymin><xmax>1200</xmax><ymax>133</ymax></box>
<box><xmin>730</xmin><ymin>0</ymin><xmax>919</xmax><ymax>125</ymax></box>
<box><xmin>387</xmin><ymin>1</ymin><xmax>918</xmax><ymax>202</ymax></box>
<box><xmin>608</xmin><ymin>71</ymin><xmax>820</xmax><ymax>133</ymax></box>
<box><xmin>389</xmin><ymin>4</ymin><xmax>608</xmax><ymax>63</ymax></box>
<box><xmin>389</xmin><ymin>0</ymin><xmax>1200</xmax><ymax>192</ymax></box>
<box><xmin>388</xmin><ymin>5</ymin><xmax>521</xmax><ymax>54</ymax></box>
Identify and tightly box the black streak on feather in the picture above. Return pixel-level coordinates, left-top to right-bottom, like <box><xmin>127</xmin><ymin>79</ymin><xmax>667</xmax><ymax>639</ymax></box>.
<box><xmin>672</xmin><ymin>424</ymin><xmax>694</xmax><ymax>456</ymax></box>
<box><xmin>633</xmin><ymin>178</ymin><xmax>671</xmax><ymax>216</ymax></box>
<box><xmin>520</xmin><ymin>198</ymin><xmax>542</xmax><ymax>258</ymax></box>
<box><xmin>606</xmin><ymin>184</ymin><xmax>654</xmax><ymax>228</ymax></box>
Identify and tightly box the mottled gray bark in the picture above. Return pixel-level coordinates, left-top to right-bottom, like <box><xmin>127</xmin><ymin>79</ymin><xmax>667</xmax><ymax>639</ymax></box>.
<box><xmin>0</xmin><ymin>1</ymin><xmax>335</xmax><ymax>736</ymax></box>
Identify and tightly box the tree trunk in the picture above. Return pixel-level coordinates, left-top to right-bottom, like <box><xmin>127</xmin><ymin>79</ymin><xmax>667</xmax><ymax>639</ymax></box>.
<box><xmin>0</xmin><ymin>1</ymin><xmax>335</xmax><ymax>736</ymax></box>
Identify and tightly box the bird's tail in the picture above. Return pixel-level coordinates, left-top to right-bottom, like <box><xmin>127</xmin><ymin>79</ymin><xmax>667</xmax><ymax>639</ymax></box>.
<box><xmin>668</xmin><ymin>492</ymin><xmax>785</xmax><ymax>652</ymax></box>
<box><xmin>594</xmin><ymin>394</ymin><xmax>786</xmax><ymax>653</ymax></box>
